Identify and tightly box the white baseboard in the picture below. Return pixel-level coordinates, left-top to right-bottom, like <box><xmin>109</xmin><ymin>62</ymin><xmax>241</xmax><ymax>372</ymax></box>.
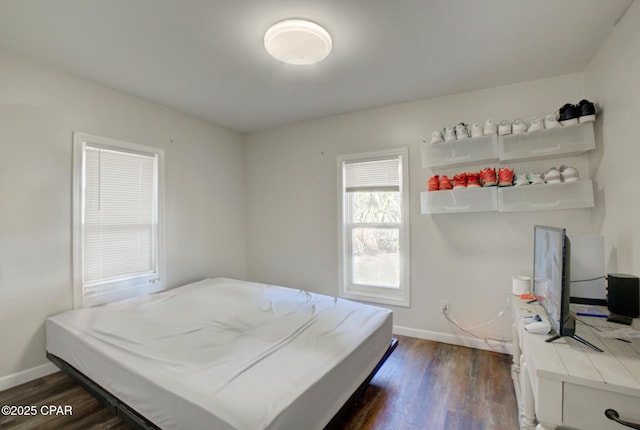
<box><xmin>393</xmin><ymin>325</ymin><xmax>513</xmax><ymax>355</ymax></box>
<box><xmin>0</xmin><ymin>362</ymin><xmax>59</xmax><ymax>391</ymax></box>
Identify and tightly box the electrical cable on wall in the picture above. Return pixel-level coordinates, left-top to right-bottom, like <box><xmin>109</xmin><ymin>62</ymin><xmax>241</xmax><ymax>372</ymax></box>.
<box><xmin>571</xmin><ymin>275</ymin><xmax>606</xmax><ymax>283</ymax></box>
<box><xmin>442</xmin><ymin>299</ymin><xmax>512</xmax><ymax>347</ymax></box>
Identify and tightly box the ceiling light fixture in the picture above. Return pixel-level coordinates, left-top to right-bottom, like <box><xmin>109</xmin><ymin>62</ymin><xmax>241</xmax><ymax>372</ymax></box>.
<box><xmin>264</xmin><ymin>19</ymin><xmax>332</xmax><ymax>65</ymax></box>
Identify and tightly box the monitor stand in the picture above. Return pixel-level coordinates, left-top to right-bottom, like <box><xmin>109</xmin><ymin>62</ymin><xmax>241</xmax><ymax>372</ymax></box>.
<box><xmin>545</xmin><ymin>334</ymin><xmax>603</xmax><ymax>352</ymax></box>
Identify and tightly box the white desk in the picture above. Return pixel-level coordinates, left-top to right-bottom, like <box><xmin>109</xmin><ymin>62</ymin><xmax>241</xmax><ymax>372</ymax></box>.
<box><xmin>511</xmin><ymin>297</ymin><xmax>640</xmax><ymax>430</ymax></box>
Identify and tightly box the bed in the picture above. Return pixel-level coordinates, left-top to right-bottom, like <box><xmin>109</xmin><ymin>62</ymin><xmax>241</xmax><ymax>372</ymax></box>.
<box><xmin>46</xmin><ymin>277</ymin><xmax>395</xmax><ymax>430</ymax></box>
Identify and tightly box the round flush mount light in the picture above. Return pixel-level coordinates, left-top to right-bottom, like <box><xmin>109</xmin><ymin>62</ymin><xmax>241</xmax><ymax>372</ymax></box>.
<box><xmin>264</xmin><ymin>19</ymin><xmax>332</xmax><ymax>65</ymax></box>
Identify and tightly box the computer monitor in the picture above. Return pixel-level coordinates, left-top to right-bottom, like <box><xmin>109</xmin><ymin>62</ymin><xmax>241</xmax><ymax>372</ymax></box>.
<box><xmin>533</xmin><ymin>225</ymin><xmax>602</xmax><ymax>352</ymax></box>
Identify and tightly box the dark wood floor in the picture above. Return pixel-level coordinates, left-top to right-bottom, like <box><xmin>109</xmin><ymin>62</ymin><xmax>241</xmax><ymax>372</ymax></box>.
<box><xmin>340</xmin><ymin>336</ymin><xmax>519</xmax><ymax>430</ymax></box>
<box><xmin>0</xmin><ymin>335</ymin><xmax>518</xmax><ymax>430</ymax></box>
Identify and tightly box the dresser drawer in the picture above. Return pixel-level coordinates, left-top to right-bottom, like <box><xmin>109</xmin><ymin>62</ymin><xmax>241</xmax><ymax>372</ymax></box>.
<box><xmin>563</xmin><ymin>383</ymin><xmax>640</xmax><ymax>430</ymax></box>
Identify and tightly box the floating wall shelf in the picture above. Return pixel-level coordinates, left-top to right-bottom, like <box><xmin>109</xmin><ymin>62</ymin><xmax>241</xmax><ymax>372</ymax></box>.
<box><xmin>420</xmin><ymin>121</ymin><xmax>596</xmax><ymax>214</ymax></box>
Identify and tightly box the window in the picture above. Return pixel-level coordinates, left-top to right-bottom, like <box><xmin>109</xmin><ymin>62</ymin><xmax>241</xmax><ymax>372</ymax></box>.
<box><xmin>337</xmin><ymin>148</ymin><xmax>410</xmax><ymax>307</ymax></box>
<box><xmin>72</xmin><ymin>133</ymin><xmax>165</xmax><ymax>308</ymax></box>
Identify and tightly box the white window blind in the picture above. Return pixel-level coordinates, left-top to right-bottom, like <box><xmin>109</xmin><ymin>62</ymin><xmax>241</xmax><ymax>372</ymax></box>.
<box><xmin>337</xmin><ymin>149</ymin><xmax>410</xmax><ymax>307</ymax></box>
<box><xmin>344</xmin><ymin>157</ymin><xmax>400</xmax><ymax>192</ymax></box>
<box><xmin>73</xmin><ymin>132</ymin><xmax>165</xmax><ymax>308</ymax></box>
<box><xmin>83</xmin><ymin>147</ymin><xmax>157</xmax><ymax>284</ymax></box>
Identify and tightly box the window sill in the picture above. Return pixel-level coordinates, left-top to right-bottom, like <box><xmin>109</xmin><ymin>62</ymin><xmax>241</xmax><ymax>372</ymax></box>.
<box><xmin>339</xmin><ymin>288</ymin><xmax>410</xmax><ymax>308</ymax></box>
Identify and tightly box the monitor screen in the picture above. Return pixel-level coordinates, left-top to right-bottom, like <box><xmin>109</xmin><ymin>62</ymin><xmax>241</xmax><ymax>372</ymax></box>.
<box><xmin>533</xmin><ymin>225</ymin><xmax>569</xmax><ymax>334</ymax></box>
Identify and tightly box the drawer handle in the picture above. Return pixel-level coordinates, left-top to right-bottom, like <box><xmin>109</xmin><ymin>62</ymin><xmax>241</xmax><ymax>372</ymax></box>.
<box><xmin>605</xmin><ymin>409</ymin><xmax>640</xmax><ymax>429</ymax></box>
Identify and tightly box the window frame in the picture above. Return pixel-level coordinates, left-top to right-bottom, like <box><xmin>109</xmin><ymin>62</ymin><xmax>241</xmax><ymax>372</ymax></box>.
<box><xmin>337</xmin><ymin>148</ymin><xmax>410</xmax><ymax>307</ymax></box>
<box><xmin>72</xmin><ymin>132</ymin><xmax>166</xmax><ymax>308</ymax></box>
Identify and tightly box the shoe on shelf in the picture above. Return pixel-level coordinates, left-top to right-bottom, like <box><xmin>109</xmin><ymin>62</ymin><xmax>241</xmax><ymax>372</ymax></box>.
<box><xmin>543</xmin><ymin>167</ymin><xmax>562</xmax><ymax>184</ymax></box>
<box><xmin>498</xmin><ymin>167</ymin><xmax>514</xmax><ymax>186</ymax></box>
<box><xmin>479</xmin><ymin>167</ymin><xmax>497</xmax><ymax>187</ymax></box>
<box><xmin>428</xmin><ymin>175</ymin><xmax>440</xmax><ymax>191</ymax></box>
<box><xmin>512</xmin><ymin>119</ymin><xmax>527</xmax><ymax>135</ymax></box>
<box><xmin>443</xmin><ymin>127</ymin><xmax>456</xmax><ymax>142</ymax></box>
<box><xmin>453</xmin><ymin>172</ymin><xmax>467</xmax><ymax>189</ymax></box>
<box><xmin>559</xmin><ymin>165</ymin><xmax>579</xmax><ymax>182</ymax></box>
<box><xmin>577</xmin><ymin>99</ymin><xmax>596</xmax><ymax>123</ymax></box>
<box><xmin>514</xmin><ymin>173</ymin><xmax>530</xmax><ymax>186</ymax></box>
<box><xmin>484</xmin><ymin>119</ymin><xmax>497</xmax><ymax>135</ymax></box>
<box><xmin>430</xmin><ymin>130</ymin><xmax>444</xmax><ymax>144</ymax></box>
<box><xmin>466</xmin><ymin>171</ymin><xmax>481</xmax><ymax>188</ymax></box>
<box><xmin>439</xmin><ymin>175</ymin><xmax>453</xmax><ymax>190</ymax></box>
<box><xmin>470</xmin><ymin>123</ymin><xmax>484</xmax><ymax>138</ymax></box>
<box><xmin>498</xmin><ymin>120</ymin><xmax>512</xmax><ymax>136</ymax></box>
<box><xmin>544</xmin><ymin>112</ymin><xmax>562</xmax><ymax>129</ymax></box>
<box><xmin>455</xmin><ymin>123</ymin><xmax>470</xmax><ymax>140</ymax></box>
<box><xmin>527</xmin><ymin>173</ymin><xmax>545</xmax><ymax>185</ymax></box>
<box><xmin>558</xmin><ymin>103</ymin><xmax>579</xmax><ymax>126</ymax></box>
<box><xmin>527</xmin><ymin>117</ymin><xmax>545</xmax><ymax>133</ymax></box>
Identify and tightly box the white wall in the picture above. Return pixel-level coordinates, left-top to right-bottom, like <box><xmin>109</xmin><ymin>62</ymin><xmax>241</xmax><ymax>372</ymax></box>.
<box><xmin>0</xmin><ymin>50</ymin><xmax>246</xmax><ymax>384</ymax></box>
<box><xmin>245</xmin><ymin>74</ymin><xmax>595</xmax><ymax>351</ymax></box>
<box><xmin>584</xmin><ymin>0</ymin><xmax>640</xmax><ymax>275</ymax></box>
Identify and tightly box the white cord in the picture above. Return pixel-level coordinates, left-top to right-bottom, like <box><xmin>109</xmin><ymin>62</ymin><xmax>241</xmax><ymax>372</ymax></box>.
<box><xmin>442</xmin><ymin>298</ymin><xmax>512</xmax><ymax>346</ymax></box>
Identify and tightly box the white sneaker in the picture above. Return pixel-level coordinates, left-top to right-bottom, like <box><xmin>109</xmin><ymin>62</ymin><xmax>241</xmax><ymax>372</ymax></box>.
<box><xmin>527</xmin><ymin>117</ymin><xmax>544</xmax><ymax>132</ymax></box>
<box><xmin>484</xmin><ymin>119</ymin><xmax>497</xmax><ymax>135</ymax></box>
<box><xmin>498</xmin><ymin>120</ymin><xmax>512</xmax><ymax>136</ymax></box>
<box><xmin>544</xmin><ymin>112</ymin><xmax>562</xmax><ymax>129</ymax></box>
<box><xmin>527</xmin><ymin>173</ymin><xmax>545</xmax><ymax>185</ymax></box>
<box><xmin>559</xmin><ymin>165</ymin><xmax>579</xmax><ymax>182</ymax></box>
<box><xmin>514</xmin><ymin>174</ymin><xmax>530</xmax><ymax>186</ymax></box>
<box><xmin>443</xmin><ymin>127</ymin><xmax>456</xmax><ymax>142</ymax></box>
<box><xmin>512</xmin><ymin>119</ymin><xmax>527</xmax><ymax>135</ymax></box>
<box><xmin>430</xmin><ymin>130</ymin><xmax>444</xmax><ymax>144</ymax></box>
<box><xmin>470</xmin><ymin>123</ymin><xmax>483</xmax><ymax>138</ymax></box>
<box><xmin>455</xmin><ymin>123</ymin><xmax>469</xmax><ymax>140</ymax></box>
<box><xmin>544</xmin><ymin>167</ymin><xmax>561</xmax><ymax>184</ymax></box>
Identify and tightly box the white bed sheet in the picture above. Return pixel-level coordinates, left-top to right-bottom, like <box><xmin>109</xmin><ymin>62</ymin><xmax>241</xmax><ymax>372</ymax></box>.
<box><xmin>46</xmin><ymin>278</ymin><xmax>393</xmax><ymax>430</ymax></box>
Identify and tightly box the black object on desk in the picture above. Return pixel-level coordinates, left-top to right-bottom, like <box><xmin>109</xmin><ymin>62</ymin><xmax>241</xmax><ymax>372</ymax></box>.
<box><xmin>607</xmin><ymin>313</ymin><xmax>633</xmax><ymax>325</ymax></box>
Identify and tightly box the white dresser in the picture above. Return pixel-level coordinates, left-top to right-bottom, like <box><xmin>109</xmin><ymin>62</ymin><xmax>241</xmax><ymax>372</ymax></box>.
<box><xmin>511</xmin><ymin>297</ymin><xmax>640</xmax><ymax>430</ymax></box>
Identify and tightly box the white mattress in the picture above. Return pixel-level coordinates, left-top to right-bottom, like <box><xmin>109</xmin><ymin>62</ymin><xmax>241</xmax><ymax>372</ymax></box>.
<box><xmin>46</xmin><ymin>278</ymin><xmax>393</xmax><ymax>430</ymax></box>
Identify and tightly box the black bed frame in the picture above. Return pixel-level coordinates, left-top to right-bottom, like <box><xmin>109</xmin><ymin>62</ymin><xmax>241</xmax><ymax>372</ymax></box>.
<box><xmin>47</xmin><ymin>337</ymin><xmax>398</xmax><ymax>430</ymax></box>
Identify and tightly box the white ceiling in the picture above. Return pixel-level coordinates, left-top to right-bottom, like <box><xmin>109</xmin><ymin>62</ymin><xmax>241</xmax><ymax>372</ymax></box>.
<box><xmin>0</xmin><ymin>0</ymin><xmax>634</xmax><ymax>133</ymax></box>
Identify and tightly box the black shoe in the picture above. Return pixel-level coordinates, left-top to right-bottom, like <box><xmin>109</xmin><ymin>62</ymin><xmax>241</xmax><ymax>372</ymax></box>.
<box><xmin>558</xmin><ymin>103</ymin><xmax>579</xmax><ymax>126</ymax></box>
<box><xmin>577</xmin><ymin>99</ymin><xmax>596</xmax><ymax>123</ymax></box>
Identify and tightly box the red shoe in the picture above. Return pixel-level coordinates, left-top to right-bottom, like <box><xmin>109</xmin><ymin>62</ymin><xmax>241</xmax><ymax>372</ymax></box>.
<box><xmin>498</xmin><ymin>167</ymin><xmax>514</xmax><ymax>186</ymax></box>
<box><xmin>479</xmin><ymin>167</ymin><xmax>497</xmax><ymax>187</ymax></box>
<box><xmin>453</xmin><ymin>173</ymin><xmax>467</xmax><ymax>189</ymax></box>
<box><xmin>439</xmin><ymin>175</ymin><xmax>452</xmax><ymax>190</ymax></box>
<box><xmin>428</xmin><ymin>175</ymin><xmax>440</xmax><ymax>191</ymax></box>
<box><xmin>466</xmin><ymin>171</ymin><xmax>480</xmax><ymax>188</ymax></box>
